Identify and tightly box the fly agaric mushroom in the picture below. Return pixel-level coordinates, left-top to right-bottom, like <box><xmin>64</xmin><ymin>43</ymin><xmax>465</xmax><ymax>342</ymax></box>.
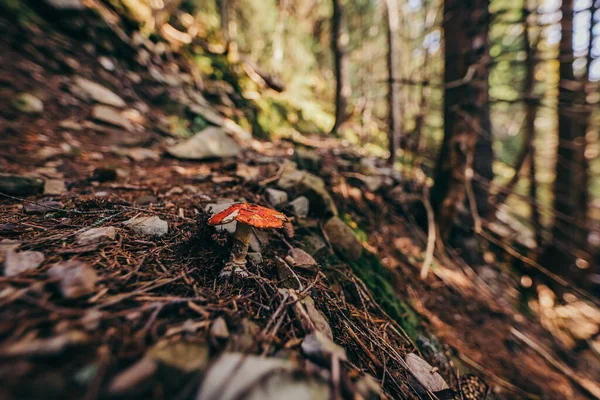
<box><xmin>208</xmin><ymin>203</ymin><xmax>289</xmax><ymax>277</ymax></box>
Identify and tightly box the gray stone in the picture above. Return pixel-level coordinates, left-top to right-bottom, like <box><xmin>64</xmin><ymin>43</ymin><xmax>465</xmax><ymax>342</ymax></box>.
<box><xmin>277</xmin><ymin>163</ymin><xmax>337</xmax><ymax>217</ymax></box>
<box><xmin>3</xmin><ymin>250</ymin><xmax>45</xmax><ymax>276</ymax></box>
<box><xmin>323</xmin><ymin>217</ymin><xmax>362</xmax><ymax>261</ymax></box>
<box><xmin>196</xmin><ymin>353</ymin><xmax>329</xmax><ymax>400</ymax></box>
<box><xmin>107</xmin><ymin>358</ymin><xmax>158</xmax><ymax>396</ymax></box>
<box><xmin>98</xmin><ymin>56</ymin><xmax>115</xmax><ymax>72</ymax></box>
<box><xmin>210</xmin><ymin>317</ymin><xmax>230</xmax><ymax>339</ymax></box>
<box><xmin>44</xmin><ymin>179</ymin><xmax>67</xmax><ymax>195</ymax></box>
<box><xmin>48</xmin><ymin>260</ymin><xmax>99</xmax><ymax>298</ymax></box>
<box><xmin>303</xmin><ymin>234</ymin><xmax>328</xmax><ymax>257</ymax></box>
<box><xmin>148</xmin><ymin>340</ymin><xmax>209</xmax><ymax>373</ymax></box>
<box><xmin>92</xmin><ymin>105</ymin><xmax>134</xmax><ymax>131</ymax></box>
<box><xmin>126</xmin><ymin>147</ymin><xmax>160</xmax><ymax>162</ymax></box>
<box><xmin>124</xmin><ymin>216</ymin><xmax>168</xmax><ymax>237</ymax></box>
<box><xmin>404</xmin><ymin>353</ymin><xmax>449</xmax><ymax>392</ymax></box>
<box><xmin>0</xmin><ymin>174</ymin><xmax>44</xmax><ymax>196</ymax></box>
<box><xmin>24</xmin><ymin>200</ymin><xmax>64</xmax><ymax>215</ymax></box>
<box><xmin>286</xmin><ymin>248</ymin><xmax>317</xmax><ymax>270</ymax></box>
<box><xmin>301</xmin><ymin>331</ymin><xmax>347</xmax><ymax>364</ymax></box>
<box><xmin>266</xmin><ymin>188</ymin><xmax>288</xmax><ymax>207</ymax></box>
<box><xmin>247</xmin><ymin>252</ymin><xmax>263</xmax><ymax>264</ymax></box>
<box><xmin>167</xmin><ymin>127</ymin><xmax>241</xmax><ymax>160</ymax></box>
<box><xmin>301</xmin><ymin>296</ymin><xmax>333</xmax><ymax>339</ymax></box>
<box><xmin>13</xmin><ymin>93</ymin><xmax>43</xmax><ymax>114</ymax></box>
<box><xmin>76</xmin><ymin>227</ymin><xmax>117</xmax><ymax>245</ymax></box>
<box><xmin>293</xmin><ymin>148</ymin><xmax>322</xmax><ymax>173</ymax></box>
<box><xmin>288</xmin><ymin>196</ymin><xmax>309</xmax><ymax>218</ymax></box>
<box><xmin>74</xmin><ymin>77</ymin><xmax>125</xmax><ymax>107</ymax></box>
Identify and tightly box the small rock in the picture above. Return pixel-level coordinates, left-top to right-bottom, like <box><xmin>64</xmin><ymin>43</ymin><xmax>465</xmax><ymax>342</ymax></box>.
<box><xmin>288</xmin><ymin>196</ymin><xmax>309</xmax><ymax>218</ymax></box>
<box><xmin>123</xmin><ymin>216</ymin><xmax>168</xmax><ymax>237</ymax></box>
<box><xmin>0</xmin><ymin>174</ymin><xmax>44</xmax><ymax>196</ymax></box>
<box><xmin>303</xmin><ymin>234</ymin><xmax>328</xmax><ymax>257</ymax></box>
<box><xmin>196</xmin><ymin>353</ymin><xmax>330</xmax><ymax>400</ymax></box>
<box><xmin>3</xmin><ymin>250</ymin><xmax>45</xmax><ymax>276</ymax></box>
<box><xmin>324</xmin><ymin>217</ymin><xmax>362</xmax><ymax>261</ymax></box>
<box><xmin>98</xmin><ymin>56</ymin><xmax>115</xmax><ymax>71</ymax></box>
<box><xmin>165</xmin><ymin>186</ymin><xmax>184</xmax><ymax>196</ymax></box>
<box><xmin>286</xmin><ymin>248</ymin><xmax>317</xmax><ymax>270</ymax></box>
<box><xmin>247</xmin><ymin>252</ymin><xmax>263</xmax><ymax>264</ymax></box>
<box><xmin>266</xmin><ymin>188</ymin><xmax>288</xmax><ymax>207</ymax></box>
<box><xmin>44</xmin><ymin>179</ymin><xmax>67</xmax><ymax>195</ymax></box>
<box><xmin>301</xmin><ymin>331</ymin><xmax>347</xmax><ymax>365</ymax></box>
<box><xmin>293</xmin><ymin>148</ymin><xmax>322</xmax><ymax>173</ymax></box>
<box><xmin>76</xmin><ymin>227</ymin><xmax>117</xmax><ymax>245</ymax></box>
<box><xmin>148</xmin><ymin>340</ymin><xmax>209</xmax><ymax>373</ymax></box>
<box><xmin>107</xmin><ymin>357</ymin><xmax>157</xmax><ymax>396</ymax></box>
<box><xmin>301</xmin><ymin>296</ymin><xmax>333</xmax><ymax>339</ymax></box>
<box><xmin>24</xmin><ymin>200</ymin><xmax>64</xmax><ymax>215</ymax></box>
<box><xmin>92</xmin><ymin>105</ymin><xmax>134</xmax><ymax>131</ymax></box>
<box><xmin>13</xmin><ymin>93</ymin><xmax>43</xmax><ymax>114</ymax></box>
<box><xmin>74</xmin><ymin>77</ymin><xmax>125</xmax><ymax>107</ymax></box>
<box><xmin>276</xmin><ymin>257</ymin><xmax>301</xmax><ymax>290</ymax></box>
<box><xmin>210</xmin><ymin>317</ymin><xmax>230</xmax><ymax>340</ymax></box>
<box><xmin>167</xmin><ymin>127</ymin><xmax>241</xmax><ymax>160</ymax></box>
<box><xmin>37</xmin><ymin>147</ymin><xmax>64</xmax><ymax>161</ymax></box>
<box><xmin>58</xmin><ymin>119</ymin><xmax>83</xmax><ymax>130</ymax></box>
<box><xmin>404</xmin><ymin>353</ymin><xmax>449</xmax><ymax>392</ymax></box>
<box><xmin>126</xmin><ymin>147</ymin><xmax>160</xmax><ymax>162</ymax></box>
<box><xmin>277</xmin><ymin>163</ymin><xmax>337</xmax><ymax>217</ymax></box>
<box><xmin>48</xmin><ymin>260</ymin><xmax>99</xmax><ymax>298</ymax></box>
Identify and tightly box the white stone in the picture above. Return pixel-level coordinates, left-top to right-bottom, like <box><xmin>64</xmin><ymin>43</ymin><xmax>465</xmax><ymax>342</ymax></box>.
<box><xmin>124</xmin><ymin>216</ymin><xmax>168</xmax><ymax>237</ymax></box>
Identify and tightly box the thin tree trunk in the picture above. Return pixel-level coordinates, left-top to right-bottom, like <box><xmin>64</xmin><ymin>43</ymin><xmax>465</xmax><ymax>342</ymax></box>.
<box><xmin>430</xmin><ymin>0</ymin><xmax>492</xmax><ymax>238</ymax></box>
<box><xmin>385</xmin><ymin>0</ymin><xmax>402</xmax><ymax>165</ymax></box>
<box><xmin>331</xmin><ymin>0</ymin><xmax>351</xmax><ymax>133</ymax></box>
<box><xmin>552</xmin><ymin>0</ymin><xmax>589</xmax><ymax>260</ymax></box>
<box><xmin>524</xmin><ymin>5</ymin><xmax>542</xmax><ymax>250</ymax></box>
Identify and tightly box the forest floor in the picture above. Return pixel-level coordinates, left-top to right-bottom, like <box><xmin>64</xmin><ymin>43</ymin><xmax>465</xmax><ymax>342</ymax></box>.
<box><xmin>1</xmin><ymin>4</ymin><xmax>599</xmax><ymax>400</ymax></box>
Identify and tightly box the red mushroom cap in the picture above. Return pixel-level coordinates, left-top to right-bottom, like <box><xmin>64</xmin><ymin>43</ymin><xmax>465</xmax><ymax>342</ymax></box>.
<box><xmin>208</xmin><ymin>203</ymin><xmax>289</xmax><ymax>228</ymax></box>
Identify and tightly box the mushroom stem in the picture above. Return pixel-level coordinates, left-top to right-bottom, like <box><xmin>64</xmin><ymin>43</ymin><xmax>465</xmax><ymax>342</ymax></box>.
<box><xmin>221</xmin><ymin>223</ymin><xmax>252</xmax><ymax>278</ymax></box>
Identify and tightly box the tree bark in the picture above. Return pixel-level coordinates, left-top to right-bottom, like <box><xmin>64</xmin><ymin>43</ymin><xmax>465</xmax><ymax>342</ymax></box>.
<box><xmin>552</xmin><ymin>0</ymin><xmax>589</xmax><ymax>260</ymax></box>
<box><xmin>384</xmin><ymin>0</ymin><xmax>402</xmax><ymax>165</ymax></box>
<box><xmin>331</xmin><ymin>0</ymin><xmax>351</xmax><ymax>133</ymax></box>
<box><xmin>430</xmin><ymin>0</ymin><xmax>493</xmax><ymax>238</ymax></box>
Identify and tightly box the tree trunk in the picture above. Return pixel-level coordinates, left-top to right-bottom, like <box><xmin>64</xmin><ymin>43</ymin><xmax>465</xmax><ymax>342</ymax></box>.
<box><xmin>552</xmin><ymin>0</ymin><xmax>589</xmax><ymax>262</ymax></box>
<box><xmin>430</xmin><ymin>0</ymin><xmax>493</xmax><ymax>238</ymax></box>
<box><xmin>331</xmin><ymin>0</ymin><xmax>351</xmax><ymax>133</ymax></box>
<box><xmin>384</xmin><ymin>0</ymin><xmax>402</xmax><ymax>165</ymax></box>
